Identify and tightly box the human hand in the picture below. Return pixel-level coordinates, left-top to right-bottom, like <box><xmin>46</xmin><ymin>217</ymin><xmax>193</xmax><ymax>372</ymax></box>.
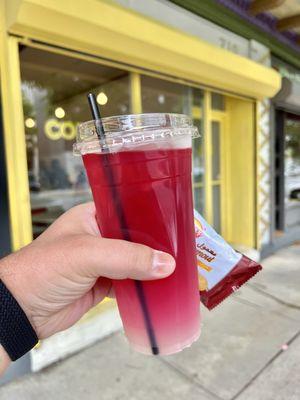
<box><xmin>0</xmin><ymin>203</ymin><xmax>175</xmax><ymax>340</ymax></box>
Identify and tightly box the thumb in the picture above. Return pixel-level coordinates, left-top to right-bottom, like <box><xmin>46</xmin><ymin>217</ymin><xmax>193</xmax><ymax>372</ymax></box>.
<box><xmin>72</xmin><ymin>235</ymin><xmax>176</xmax><ymax>280</ymax></box>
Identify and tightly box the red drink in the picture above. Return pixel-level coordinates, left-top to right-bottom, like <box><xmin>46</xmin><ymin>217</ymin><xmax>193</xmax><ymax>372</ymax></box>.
<box><xmin>83</xmin><ymin>146</ymin><xmax>201</xmax><ymax>354</ymax></box>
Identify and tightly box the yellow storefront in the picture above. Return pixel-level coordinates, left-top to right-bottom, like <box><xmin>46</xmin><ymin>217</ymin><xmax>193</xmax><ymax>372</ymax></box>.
<box><xmin>0</xmin><ymin>0</ymin><xmax>280</xmax><ymax>370</ymax></box>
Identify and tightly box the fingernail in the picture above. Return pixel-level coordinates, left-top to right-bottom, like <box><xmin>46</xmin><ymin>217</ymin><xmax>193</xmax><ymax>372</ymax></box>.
<box><xmin>152</xmin><ymin>251</ymin><xmax>175</xmax><ymax>276</ymax></box>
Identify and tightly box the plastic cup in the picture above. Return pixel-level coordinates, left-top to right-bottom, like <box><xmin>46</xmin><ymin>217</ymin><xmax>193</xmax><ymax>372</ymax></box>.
<box><xmin>74</xmin><ymin>113</ymin><xmax>201</xmax><ymax>355</ymax></box>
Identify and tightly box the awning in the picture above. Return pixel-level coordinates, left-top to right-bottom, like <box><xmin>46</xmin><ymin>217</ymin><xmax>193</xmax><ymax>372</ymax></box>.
<box><xmin>4</xmin><ymin>0</ymin><xmax>281</xmax><ymax>100</ymax></box>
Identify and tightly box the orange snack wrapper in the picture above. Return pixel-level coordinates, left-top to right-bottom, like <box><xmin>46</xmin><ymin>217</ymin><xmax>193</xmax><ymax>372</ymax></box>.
<box><xmin>194</xmin><ymin>210</ymin><xmax>262</xmax><ymax>309</ymax></box>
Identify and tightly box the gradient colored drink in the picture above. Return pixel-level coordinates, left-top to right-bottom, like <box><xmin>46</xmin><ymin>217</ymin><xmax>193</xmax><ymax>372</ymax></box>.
<box><xmin>76</xmin><ymin>114</ymin><xmax>201</xmax><ymax>355</ymax></box>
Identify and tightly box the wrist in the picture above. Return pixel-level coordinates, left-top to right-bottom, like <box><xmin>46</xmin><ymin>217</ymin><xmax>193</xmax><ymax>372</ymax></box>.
<box><xmin>0</xmin><ymin>344</ymin><xmax>11</xmax><ymax>375</ymax></box>
<box><xmin>0</xmin><ymin>254</ymin><xmax>39</xmax><ymax>361</ymax></box>
<box><xmin>0</xmin><ymin>251</ymin><xmax>37</xmax><ymax>334</ymax></box>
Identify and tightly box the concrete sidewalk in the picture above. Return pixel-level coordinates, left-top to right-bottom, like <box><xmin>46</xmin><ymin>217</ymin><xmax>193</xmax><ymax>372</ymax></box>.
<box><xmin>1</xmin><ymin>244</ymin><xmax>300</xmax><ymax>400</ymax></box>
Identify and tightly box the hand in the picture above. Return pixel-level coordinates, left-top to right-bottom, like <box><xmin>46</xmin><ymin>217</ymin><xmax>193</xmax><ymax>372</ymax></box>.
<box><xmin>0</xmin><ymin>203</ymin><xmax>175</xmax><ymax>341</ymax></box>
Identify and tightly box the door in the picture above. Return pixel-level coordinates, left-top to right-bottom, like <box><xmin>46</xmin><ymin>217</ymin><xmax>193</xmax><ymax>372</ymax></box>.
<box><xmin>274</xmin><ymin>109</ymin><xmax>300</xmax><ymax>233</ymax></box>
<box><xmin>193</xmin><ymin>91</ymin><xmax>227</xmax><ymax>236</ymax></box>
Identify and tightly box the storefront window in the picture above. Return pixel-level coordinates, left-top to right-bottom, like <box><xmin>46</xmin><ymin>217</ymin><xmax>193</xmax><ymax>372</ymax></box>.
<box><xmin>20</xmin><ymin>47</ymin><xmax>224</xmax><ymax>237</ymax></box>
<box><xmin>213</xmin><ymin>185</ymin><xmax>221</xmax><ymax>233</ymax></box>
<box><xmin>191</xmin><ymin>89</ymin><xmax>205</xmax><ymax>215</ymax></box>
<box><xmin>212</xmin><ymin>121</ymin><xmax>221</xmax><ymax>181</ymax></box>
<box><xmin>141</xmin><ymin>76</ymin><xmax>205</xmax><ymax>215</ymax></box>
<box><xmin>285</xmin><ymin>114</ymin><xmax>300</xmax><ymax>228</ymax></box>
<box><xmin>211</xmin><ymin>92</ymin><xmax>225</xmax><ymax>111</ymax></box>
<box><xmin>141</xmin><ymin>75</ymin><xmax>191</xmax><ymax>114</ymax></box>
<box><xmin>211</xmin><ymin>121</ymin><xmax>221</xmax><ymax>232</ymax></box>
<box><xmin>20</xmin><ymin>46</ymin><xmax>130</xmax><ymax>237</ymax></box>
<box><xmin>275</xmin><ymin>111</ymin><xmax>300</xmax><ymax>231</ymax></box>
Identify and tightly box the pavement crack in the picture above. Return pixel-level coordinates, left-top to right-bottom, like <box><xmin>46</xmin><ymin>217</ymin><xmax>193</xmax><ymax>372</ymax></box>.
<box><xmin>232</xmin><ymin>296</ymin><xmax>300</xmax><ymax>322</ymax></box>
<box><xmin>247</xmin><ymin>284</ymin><xmax>300</xmax><ymax>310</ymax></box>
<box><xmin>231</xmin><ymin>329</ymin><xmax>300</xmax><ymax>400</ymax></box>
<box><xmin>158</xmin><ymin>357</ymin><xmax>224</xmax><ymax>400</ymax></box>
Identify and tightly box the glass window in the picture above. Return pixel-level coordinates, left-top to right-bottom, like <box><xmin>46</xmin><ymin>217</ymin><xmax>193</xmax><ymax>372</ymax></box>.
<box><xmin>194</xmin><ymin>187</ymin><xmax>205</xmax><ymax>215</ymax></box>
<box><xmin>192</xmin><ymin>89</ymin><xmax>204</xmax><ymax>177</ymax></box>
<box><xmin>284</xmin><ymin>114</ymin><xmax>300</xmax><ymax>229</ymax></box>
<box><xmin>211</xmin><ymin>92</ymin><xmax>225</xmax><ymax>111</ymax></box>
<box><xmin>20</xmin><ymin>47</ymin><xmax>225</xmax><ymax>237</ymax></box>
<box><xmin>141</xmin><ymin>76</ymin><xmax>205</xmax><ymax>214</ymax></box>
<box><xmin>193</xmin><ymin>126</ymin><xmax>204</xmax><ymax>186</ymax></box>
<box><xmin>212</xmin><ymin>121</ymin><xmax>221</xmax><ymax>181</ymax></box>
<box><xmin>213</xmin><ymin>185</ymin><xmax>221</xmax><ymax>233</ymax></box>
<box><xmin>21</xmin><ymin>46</ymin><xmax>130</xmax><ymax>237</ymax></box>
<box><xmin>141</xmin><ymin>75</ymin><xmax>190</xmax><ymax>114</ymax></box>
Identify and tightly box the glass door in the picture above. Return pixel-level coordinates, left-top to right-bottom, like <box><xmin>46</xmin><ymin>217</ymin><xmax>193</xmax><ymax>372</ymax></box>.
<box><xmin>274</xmin><ymin>110</ymin><xmax>300</xmax><ymax>233</ymax></box>
<box><xmin>210</xmin><ymin>91</ymin><xmax>227</xmax><ymax>235</ymax></box>
<box><xmin>192</xmin><ymin>91</ymin><xmax>227</xmax><ymax>235</ymax></box>
<box><xmin>284</xmin><ymin>113</ymin><xmax>300</xmax><ymax>229</ymax></box>
<box><xmin>191</xmin><ymin>88</ymin><xmax>205</xmax><ymax>215</ymax></box>
<box><xmin>210</xmin><ymin>117</ymin><xmax>223</xmax><ymax>234</ymax></box>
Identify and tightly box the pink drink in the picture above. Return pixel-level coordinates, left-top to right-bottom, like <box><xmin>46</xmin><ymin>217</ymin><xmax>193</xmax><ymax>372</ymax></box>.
<box><xmin>77</xmin><ymin>114</ymin><xmax>201</xmax><ymax>355</ymax></box>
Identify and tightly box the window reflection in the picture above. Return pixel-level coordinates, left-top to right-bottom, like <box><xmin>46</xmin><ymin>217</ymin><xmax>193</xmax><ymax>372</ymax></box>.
<box><xmin>141</xmin><ymin>75</ymin><xmax>191</xmax><ymax>114</ymax></box>
<box><xmin>211</xmin><ymin>92</ymin><xmax>225</xmax><ymax>111</ymax></box>
<box><xmin>20</xmin><ymin>46</ymin><xmax>130</xmax><ymax>237</ymax></box>
<box><xmin>21</xmin><ymin>46</ymin><xmax>211</xmax><ymax>236</ymax></box>
<box><xmin>194</xmin><ymin>187</ymin><xmax>205</xmax><ymax>215</ymax></box>
<box><xmin>213</xmin><ymin>185</ymin><xmax>221</xmax><ymax>233</ymax></box>
<box><xmin>141</xmin><ymin>75</ymin><xmax>205</xmax><ymax>214</ymax></box>
<box><xmin>191</xmin><ymin>89</ymin><xmax>204</xmax><ymax>214</ymax></box>
<box><xmin>212</xmin><ymin>121</ymin><xmax>221</xmax><ymax>181</ymax></box>
<box><xmin>285</xmin><ymin>114</ymin><xmax>300</xmax><ymax>228</ymax></box>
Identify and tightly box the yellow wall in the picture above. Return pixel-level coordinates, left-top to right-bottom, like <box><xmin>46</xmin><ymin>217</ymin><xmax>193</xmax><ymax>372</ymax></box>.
<box><xmin>225</xmin><ymin>98</ymin><xmax>256</xmax><ymax>248</ymax></box>
<box><xmin>5</xmin><ymin>0</ymin><xmax>280</xmax><ymax>99</ymax></box>
<box><xmin>0</xmin><ymin>3</ymin><xmax>32</xmax><ymax>250</ymax></box>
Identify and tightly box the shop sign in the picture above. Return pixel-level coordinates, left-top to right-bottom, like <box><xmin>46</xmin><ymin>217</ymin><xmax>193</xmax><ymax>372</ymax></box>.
<box><xmin>44</xmin><ymin>119</ymin><xmax>78</xmax><ymax>141</ymax></box>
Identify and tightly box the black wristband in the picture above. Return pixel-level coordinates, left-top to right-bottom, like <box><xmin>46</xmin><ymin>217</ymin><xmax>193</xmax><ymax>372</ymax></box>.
<box><xmin>0</xmin><ymin>280</ymin><xmax>38</xmax><ymax>361</ymax></box>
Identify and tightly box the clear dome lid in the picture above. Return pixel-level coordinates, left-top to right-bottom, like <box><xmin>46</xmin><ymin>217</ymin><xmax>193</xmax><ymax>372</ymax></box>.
<box><xmin>74</xmin><ymin>113</ymin><xmax>199</xmax><ymax>154</ymax></box>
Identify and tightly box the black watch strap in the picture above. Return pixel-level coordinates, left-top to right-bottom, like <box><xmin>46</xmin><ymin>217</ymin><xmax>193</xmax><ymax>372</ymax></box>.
<box><xmin>0</xmin><ymin>280</ymin><xmax>38</xmax><ymax>361</ymax></box>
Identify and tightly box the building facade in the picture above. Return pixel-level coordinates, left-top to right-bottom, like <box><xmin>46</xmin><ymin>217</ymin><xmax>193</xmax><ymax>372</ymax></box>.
<box><xmin>170</xmin><ymin>0</ymin><xmax>300</xmax><ymax>255</ymax></box>
<box><xmin>0</xmin><ymin>0</ymin><xmax>281</xmax><ymax>380</ymax></box>
<box><xmin>269</xmin><ymin>57</ymin><xmax>300</xmax><ymax>255</ymax></box>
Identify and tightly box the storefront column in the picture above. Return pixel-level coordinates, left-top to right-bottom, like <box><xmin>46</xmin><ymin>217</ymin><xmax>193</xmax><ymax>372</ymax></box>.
<box><xmin>0</xmin><ymin>32</ymin><xmax>32</xmax><ymax>250</ymax></box>
<box><xmin>226</xmin><ymin>97</ymin><xmax>256</xmax><ymax>248</ymax></box>
<box><xmin>250</xmin><ymin>41</ymin><xmax>273</xmax><ymax>251</ymax></box>
<box><xmin>256</xmin><ymin>98</ymin><xmax>272</xmax><ymax>249</ymax></box>
<box><xmin>203</xmin><ymin>91</ymin><xmax>213</xmax><ymax>226</ymax></box>
<box><xmin>129</xmin><ymin>72</ymin><xmax>142</xmax><ymax>114</ymax></box>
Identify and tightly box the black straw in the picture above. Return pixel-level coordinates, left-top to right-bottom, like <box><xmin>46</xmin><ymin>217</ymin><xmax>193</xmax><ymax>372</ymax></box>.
<box><xmin>87</xmin><ymin>93</ymin><xmax>159</xmax><ymax>355</ymax></box>
<box><xmin>87</xmin><ymin>93</ymin><xmax>106</xmax><ymax>141</ymax></box>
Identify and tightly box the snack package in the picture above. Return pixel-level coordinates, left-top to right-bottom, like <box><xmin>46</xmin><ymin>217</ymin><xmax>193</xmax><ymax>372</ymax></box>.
<box><xmin>194</xmin><ymin>210</ymin><xmax>262</xmax><ymax>309</ymax></box>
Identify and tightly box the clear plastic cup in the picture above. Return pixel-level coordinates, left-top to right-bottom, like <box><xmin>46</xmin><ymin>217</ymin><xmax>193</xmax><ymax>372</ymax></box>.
<box><xmin>74</xmin><ymin>113</ymin><xmax>201</xmax><ymax>355</ymax></box>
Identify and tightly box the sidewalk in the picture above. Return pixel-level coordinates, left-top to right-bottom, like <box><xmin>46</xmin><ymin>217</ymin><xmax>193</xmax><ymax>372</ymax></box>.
<box><xmin>1</xmin><ymin>244</ymin><xmax>300</xmax><ymax>400</ymax></box>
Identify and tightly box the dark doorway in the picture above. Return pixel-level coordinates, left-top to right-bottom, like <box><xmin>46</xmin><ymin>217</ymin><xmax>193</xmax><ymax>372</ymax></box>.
<box><xmin>274</xmin><ymin>109</ymin><xmax>285</xmax><ymax>231</ymax></box>
<box><xmin>274</xmin><ymin>109</ymin><xmax>300</xmax><ymax>233</ymax></box>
